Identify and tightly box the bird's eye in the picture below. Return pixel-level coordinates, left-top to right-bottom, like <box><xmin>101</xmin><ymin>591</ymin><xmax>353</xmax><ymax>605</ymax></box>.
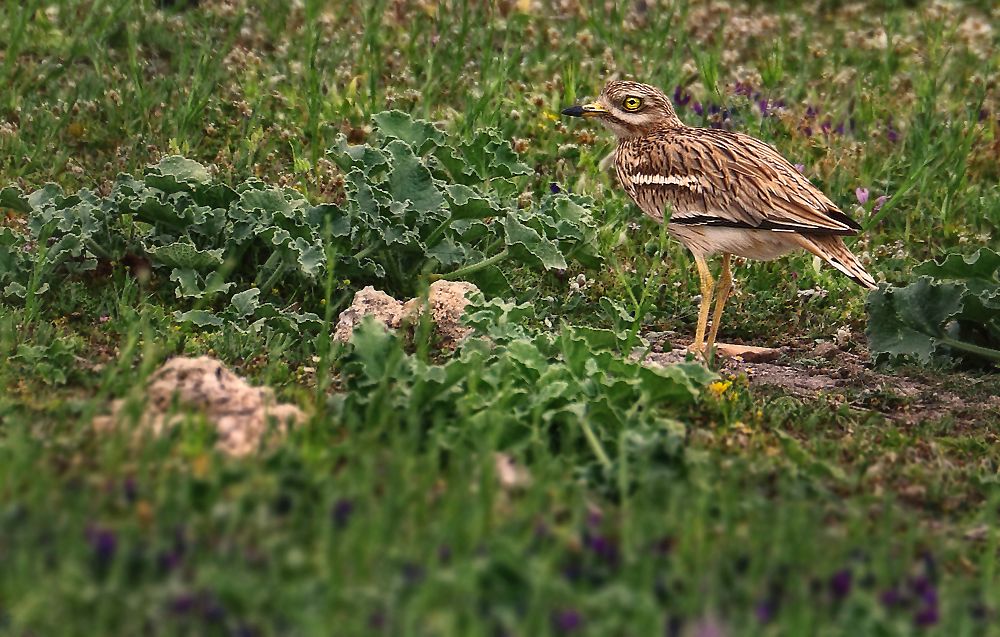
<box><xmin>622</xmin><ymin>96</ymin><xmax>643</xmax><ymax>111</ymax></box>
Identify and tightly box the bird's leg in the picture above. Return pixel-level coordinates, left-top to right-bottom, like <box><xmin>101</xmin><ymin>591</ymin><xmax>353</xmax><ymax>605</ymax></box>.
<box><xmin>705</xmin><ymin>253</ymin><xmax>732</xmax><ymax>354</ymax></box>
<box><xmin>690</xmin><ymin>254</ymin><xmax>715</xmax><ymax>354</ymax></box>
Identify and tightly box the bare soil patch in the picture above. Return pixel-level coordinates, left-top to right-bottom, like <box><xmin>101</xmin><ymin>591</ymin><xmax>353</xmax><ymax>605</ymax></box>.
<box><xmin>639</xmin><ymin>332</ymin><xmax>1000</xmax><ymax>427</ymax></box>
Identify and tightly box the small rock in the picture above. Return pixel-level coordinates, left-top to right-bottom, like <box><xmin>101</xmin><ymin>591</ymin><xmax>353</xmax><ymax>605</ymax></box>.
<box><xmin>402</xmin><ymin>280</ymin><xmax>479</xmax><ymax>349</ymax></box>
<box><xmin>715</xmin><ymin>343</ymin><xmax>780</xmax><ymax>363</ymax></box>
<box><xmin>812</xmin><ymin>341</ymin><xmax>839</xmax><ymax>360</ymax></box>
<box><xmin>335</xmin><ymin>280</ymin><xmax>480</xmax><ymax>349</ymax></box>
<box><xmin>94</xmin><ymin>356</ymin><xmax>304</xmax><ymax>457</ymax></box>
<box><xmin>334</xmin><ymin>286</ymin><xmax>405</xmax><ymax>343</ymax></box>
<box><xmin>494</xmin><ymin>452</ymin><xmax>531</xmax><ymax>490</ymax></box>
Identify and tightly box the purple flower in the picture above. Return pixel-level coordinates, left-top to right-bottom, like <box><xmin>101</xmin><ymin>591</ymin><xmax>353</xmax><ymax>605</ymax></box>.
<box><xmin>583</xmin><ymin>532</ymin><xmax>619</xmax><ymax>565</ymax></box>
<box><xmin>915</xmin><ymin>605</ymin><xmax>939</xmax><ymax>627</ymax></box>
<box><xmin>331</xmin><ymin>498</ymin><xmax>354</xmax><ymax>529</ymax></box>
<box><xmin>885</xmin><ymin>118</ymin><xmax>899</xmax><ymax>143</ymax></box>
<box><xmin>880</xmin><ymin>587</ymin><xmax>904</xmax><ymax>608</ymax></box>
<box><xmin>733</xmin><ymin>81</ymin><xmax>754</xmax><ymax>97</ymax></box>
<box><xmin>758</xmin><ymin>99</ymin><xmax>769</xmax><ymax>116</ymax></box>
<box><xmin>86</xmin><ymin>526</ymin><xmax>118</xmax><ymax>565</ymax></box>
<box><xmin>873</xmin><ymin>195</ymin><xmax>888</xmax><ymax>213</ymax></box>
<box><xmin>805</xmin><ymin>106</ymin><xmax>819</xmax><ymax>119</ymax></box>
<box><xmin>911</xmin><ymin>576</ymin><xmax>938</xmax><ymax>606</ymax></box>
<box><xmin>158</xmin><ymin>550</ymin><xmax>183</xmax><ymax>573</ymax></box>
<box><xmin>170</xmin><ymin>593</ymin><xmax>197</xmax><ymax>615</ymax></box>
<box><xmin>801</xmin><ymin>125</ymin><xmax>813</xmax><ymax>136</ymax></box>
<box><xmin>830</xmin><ymin>569</ymin><xmax>852</xmax><ymax>600</ymax></box>
<box><xmin>978</xmin><ymin>108</ymin><xmax>990</xmax><ymax>122</ymax></box>
<box><xmin>550</xmin><ymin>182</ymin><xmax>561</xmax><ymax>194</ymax></box>
<box><xmin>123</xmin><ymin>477</ymin><xmax>138</xmax><ymax>503</ymax></box>
<box><xmin>821</xmin><ymin>119</ymin><xmax>833</xmax><ymax>135</ymax></box>
<box><xmin>692</xmin><ymin>102</ymin><xmax>704</xmax><ymax>116</ymax></box>
<box><xmin>552</xmin><ymin>609</ymin><xmax>583</xmax><ymax>633</ymax></box>
<box><xmin>755</xmin><ymin>600</ymin><xmax>777</xmax><ymax>624</ymax></box>
<box><xmin>673</xmin><ymin>86</ymin><xmax>691</xmax><ymax>107</ymax></box>
<box><xmin>855</xmin><ymin>188</ymin><xmax>870</xmax><ymax>205</ymax></box>
<box><xmin>793</xmin><ymin>163</ymin><xmax>805</xmax><ymax>173</ymax></box>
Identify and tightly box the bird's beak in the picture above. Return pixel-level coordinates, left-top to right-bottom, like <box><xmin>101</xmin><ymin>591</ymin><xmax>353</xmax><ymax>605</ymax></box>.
<box><xmin>561</xmin><ymin>101</ymin><xmax>607</xmax><ymax>117</ymax></box>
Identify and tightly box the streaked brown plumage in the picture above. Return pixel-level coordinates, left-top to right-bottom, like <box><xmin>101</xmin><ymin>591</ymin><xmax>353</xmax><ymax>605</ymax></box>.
<box><xmin>562</xmin><ymin>80</ymin><xmax>876</xmax><ymax>355</ymax></box>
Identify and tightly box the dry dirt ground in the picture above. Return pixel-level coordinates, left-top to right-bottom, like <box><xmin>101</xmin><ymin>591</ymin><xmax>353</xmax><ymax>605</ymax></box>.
<box><xmin>638</xmin><ymin>332</ymin><xmax>1000</xmax><ymax>428</ymax></box>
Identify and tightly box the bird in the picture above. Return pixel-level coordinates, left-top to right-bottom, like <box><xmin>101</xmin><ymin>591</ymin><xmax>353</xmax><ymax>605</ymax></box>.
<box><xmin>561</xmin><ymin>80</ymin><xmax>876</xmax><ymax>356</ymax></box>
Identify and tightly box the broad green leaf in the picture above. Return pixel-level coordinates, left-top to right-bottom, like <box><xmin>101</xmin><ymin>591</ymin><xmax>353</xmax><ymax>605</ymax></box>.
<box><xmin>385</xmin><ymin>140</ymin><xmax>445</xmax><ymax>215</ymax></box>
<box><xmin>913</xmin><ymin>247</ymin><xmax>1000</xmax><ymax>282</ymax></box>
<box><xmin>0</xmin><ymin>186</ymin><xmax>30</xmax><ymax>213</ymax></box>
<box><xmin>328</xmin><ymin>135</ymin><xmax>389</xmax><ymax>173</ymax></box>
<box><xmin>173</xmin><ymin>309</ymin><xmax>225</xmax><ymax>327</ymax></box>
<box><xmin>503</xmin><ymin>213</ymin><xmax>567</xmax><ymax>270</ymax></box>
<box><xmin>866</xmin><ymin>277</ymin><xmax>965</xmax><ymax>363</ymax></box>
<box><xmin>169</xmin><ymin>269</ymin><xmax>235</xmax><ymax>299</ymax></box>
<box><xmin>445</xmin><ymin>184</ymin><xmax>498</xmax><ymax>220</ymax></box>
<box><xmin>145</xmin><ymin>156</ymin><xmax>211</xmax><ymax>193</ymax></box>
<box><xmin>487</xmin><ymin>138</ymin><xmax>532</xmax><ymax>177</ymax></box>
<box><xmin>372</xmin><ymin>110</ymin><xmax>446</xmax><ymax>154</ymax></box>
<box><xmin>148</xmin><ymin>242</ymin><xmax>225</xmax><ymax>270</ymax></box>
<box><xmin>230</xmin><ymin>288</ymin><xmax>261</xmax><ymax>317</ymax></box>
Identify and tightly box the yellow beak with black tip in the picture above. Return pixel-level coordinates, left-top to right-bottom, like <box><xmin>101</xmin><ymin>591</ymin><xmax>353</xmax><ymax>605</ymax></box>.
<box><xmin>561</xmin><ymin>101</ymin><xmax>608</xmax><ymax>117</ymax></box>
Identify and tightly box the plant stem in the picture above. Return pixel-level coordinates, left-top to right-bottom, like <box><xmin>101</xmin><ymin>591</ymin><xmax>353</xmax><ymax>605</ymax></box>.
<box><xmin>580</xmin><ymin>418</ymin><xmax>613</xmax><ymax>470</ymax></box>
<box><xmin>431</xmin><ymin>248</ymin><xmax>509</xmax><ymax>282</ymax></box>
<box><xmin>940</xmin><ymin>336</ymin><xmax>1000</xmax><ymax>362</ymax></box>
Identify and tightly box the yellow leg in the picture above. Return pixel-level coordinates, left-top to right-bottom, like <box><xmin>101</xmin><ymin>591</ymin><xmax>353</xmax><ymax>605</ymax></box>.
<box><xmin>690</xmin><ymin>254</ymin><xmax>714</xmax><ymax>354</ymax></box>
<box><xmin>705</xmin><ymin>253</ymin><xmax>732</xmax><ymax>353</ymax></box>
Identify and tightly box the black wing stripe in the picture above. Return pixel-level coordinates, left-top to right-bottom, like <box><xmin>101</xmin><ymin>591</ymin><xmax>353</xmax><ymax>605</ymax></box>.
<box><xmin>670</xmin><ymin>215</ymin><xmax>859</xmax><ymax>236</ymax></box>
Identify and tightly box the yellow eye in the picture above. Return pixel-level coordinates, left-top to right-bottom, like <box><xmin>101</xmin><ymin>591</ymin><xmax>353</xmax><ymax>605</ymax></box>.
<box><xmin>622</xmin><ymin>96</ymin><xmax>642</xmax><ymax>111</ymax></box>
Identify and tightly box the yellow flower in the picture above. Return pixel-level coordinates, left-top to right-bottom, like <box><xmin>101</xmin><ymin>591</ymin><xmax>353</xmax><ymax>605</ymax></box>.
<box><xmin>708</xmin><ymin>380</ymin><xmax>732</xmax><ymax>397</ymax></box>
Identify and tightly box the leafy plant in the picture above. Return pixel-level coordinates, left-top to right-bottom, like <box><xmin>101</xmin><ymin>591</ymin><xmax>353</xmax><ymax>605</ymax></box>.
<box><xmin>333</xmin><ymin>294</ymin><xmax>716</xmax><ymax>482</ymax></box>
<box><xmin>866</xmin><ymin>248</ymin><xmax>1000</xmax><ymax>366</ymax></box>
<box><xmin>0</xmin><ymin>113</ymin><xmax>601</xmax><ymax>331</ymax></box>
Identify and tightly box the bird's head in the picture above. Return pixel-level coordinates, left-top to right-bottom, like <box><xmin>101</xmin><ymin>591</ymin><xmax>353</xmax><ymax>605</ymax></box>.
<box><xmin>561</xmin><ymin>80</ymin><xmax>682</xmax><ymax>138</ymax></box>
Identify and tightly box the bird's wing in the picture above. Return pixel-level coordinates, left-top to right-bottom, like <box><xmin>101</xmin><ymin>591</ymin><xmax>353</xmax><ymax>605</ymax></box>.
<box><xmin>616</xmin><ymin>129</ymin><xmax>861</xmax><ymax>236</ymax></box>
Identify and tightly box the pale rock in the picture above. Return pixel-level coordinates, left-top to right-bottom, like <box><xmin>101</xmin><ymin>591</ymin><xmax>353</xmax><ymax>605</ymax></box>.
<box><xmin>94</xmin><ymin>356</ymin><xmax>304</xmax><ymax>457</ymax></box>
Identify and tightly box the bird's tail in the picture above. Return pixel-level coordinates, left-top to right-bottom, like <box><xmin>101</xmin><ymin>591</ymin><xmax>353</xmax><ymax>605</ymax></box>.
<box><xmin>796</xmin><ymin>235</ymin><xmax>877</xmax><ymax>290</ymax></box>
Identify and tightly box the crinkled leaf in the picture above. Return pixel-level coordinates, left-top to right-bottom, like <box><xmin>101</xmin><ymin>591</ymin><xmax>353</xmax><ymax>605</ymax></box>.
<box><xmin>503</xmin><ymin>213</ymin><xmax>566</xmax><ymax>270</ymax></box>
<box><xmin>145</xmin><ymin>156</ymin><xmax>211</xmax><ymax>193</ymax></box>
<box><xmin>3</xmin><ymin>281</ymin><xmax>27</xmax><ymax>298</ymax></box>
<box><xmin>230</xmin><ymin>288</ymin><xmax>261</xmax><ymax>317</ymax></box>
<box><xmin>866</xmin><ymin>277</ymin><xmax>965</xmax><ymax>363</ymax></box>
<box><xmin>488</xmin><ymin>138</ymin><xmax>532</xmax><ymax>177</ymax></box>
<box><xmin>0</xmin><ymin>186</ymin><xmax>30</xmax><ymax>213</ymax></box>
<box><xmin>426</xmin><ymin>236</ymin><xmax>468</xmax><ymax>266</ymax></box>
<box><xmin>913</xmin><ymin>248</ymin><xmax>1000</xmax><ymax>282</ymax></box>
<box><xmin>169</xmin><ymin>268</ymin><xmax>235</xmax><ymax>299</ymax></box>
<box><xmin>173</xmin><ymin>309</ymin><xmax>225</xmax><ymax>327</ymax></box>
<box><xmin>445</xmin><ymin>184</ymin><xmax>498</xmax><ymax>220</ymax></box>
<box><xmin>148</xmin><ymin>242</ymin><xmax>225</xmax><ymax>270</ymax></box>
<box><xmin>327</xmin><ymin>135</ymin><xmax>389</xmax><ymax>173</ymax></box>
<box><xmin>372</xmin><ymin>110</ymin><xmax>446</xmax><ymax>154</ymax></box>
<box><xmin>385</xmin><ymin>140</ymin><xmax>445</xmax><ymax>215</ymax></box>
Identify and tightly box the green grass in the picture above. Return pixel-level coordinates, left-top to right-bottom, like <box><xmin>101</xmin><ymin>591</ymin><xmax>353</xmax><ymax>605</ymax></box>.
<box><xmin>2</xmin><ymin>0</ymin><xmax>999</xmax><ymax>635</ymax></box>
